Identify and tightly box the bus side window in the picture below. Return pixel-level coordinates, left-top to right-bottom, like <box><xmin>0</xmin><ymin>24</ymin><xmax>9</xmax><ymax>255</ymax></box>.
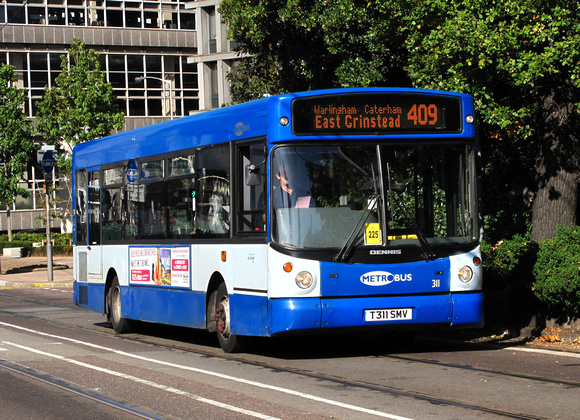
<box><xmin>75</xmin><ymin>169</ymin><xmax>88</xmax><ymax>244</ymax></box>
<box><xmin>88</xmin><ymin>170</ymin><xmax>101</xmax><ymax>246</ymax></box>
<box><xmin>102</xmin><ymin>187</ymin><xmax>123</xmax><ymax>240</ymax></box>
<box><xmin>195</xmin><ymin>144</ymin><xmax>231</xmax><ymax>238</ymax></box>
<box><xmin>167</xmin><ymin>177</ymin><xmax>196</xmax><ymax>239</ymax></box>
<box><xmin>140</xmin><ymin>181</ymin><xmax>169</xmax><ymax>240</ymax></box>
<box><xmin>237</xmin><ymin>141</ymin><xmax>267</xmax><ymax>234</ymax></box>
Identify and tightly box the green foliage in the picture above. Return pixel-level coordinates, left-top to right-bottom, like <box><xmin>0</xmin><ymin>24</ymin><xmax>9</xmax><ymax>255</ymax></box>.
<box><xmin>481</xmin><ymin>233</ymin><xmax>538</xmax><ymax>328</ymax></box>
<box><xmin>403</xmin><ymin>0</ymin><xmax>580</xmax><ymax>241</ymax></box>
<box><xmin>0</xmin><ymin>232</ymin><xmax>72</xmax><ymax>246</ymax></box>
<box><xmin>533</xmin><ymin>225</ymin><xmax>580</xmax><ymax>318</ymax></box>
<box><xmin>29</xmin><ymin>245</ymin><xmax>73</xmax><ymax>257</ymax></box>
<box><xmin>35</xmin><ymin>38</ymin><xmax>124</xmax><ymax>223</ymax></box>
<box><xmin>0</xmin><ymin>64</ymin><xmax>36</xmax><ymax>239</ymax></box>
<box><xmin>221</xmin><ymin>0</ymin><xmax>580</xmax><ymax>243</ymax></box>
<box><xmin>0</xmin><ymin>233</ymin><xmax>73</xmax><ymax>256</ymax></box>
<box><xmin>36</xmin><ymin>38</ymin><xmax>125</xmax><ymax>174</ymax></box>
<box><xmin>0</xmin><ymin>241</ymin><xmax>33</xmax><ymax>256</ymax></box>
<box><xmin>221</xmin><ymin>0</ymin><xmax>341</xmax><ymax>97</ymax></box>
<box><xmin>227</xmin><ymin>56</ymin><xmax>283</xmax><ymax>103</ymax></box>
<box><xmin>220</xmin><ymin>0</ymin><xmax>410</xmax><ymax>101</ymax></box>
<box><xmin>483</xmin><ymin>234</ymin><xmax>535</xmax><ymax>275</ymax></box>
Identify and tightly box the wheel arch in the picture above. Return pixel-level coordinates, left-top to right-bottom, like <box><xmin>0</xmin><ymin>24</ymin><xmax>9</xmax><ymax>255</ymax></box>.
<box><xmin>206</xmin><ymin>271</ymin><xmax>225</xmax><ymax>332</ymax></box>
<box><xmin>104</xmin><ymin>267</ymin><xmax>119</xmax><ymax>319</ymax></box>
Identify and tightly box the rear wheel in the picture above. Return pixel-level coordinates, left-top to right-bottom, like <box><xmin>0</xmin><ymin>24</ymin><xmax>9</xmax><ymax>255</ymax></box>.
<box><xmin>108</xmin><ymin>276</ymin><xmax>133</xmax><ymax>334</ymax></box>
<box><xmin>215</xmin><ymin>283</ymin><xmax>243</xmax><ymax>353</ymax></box>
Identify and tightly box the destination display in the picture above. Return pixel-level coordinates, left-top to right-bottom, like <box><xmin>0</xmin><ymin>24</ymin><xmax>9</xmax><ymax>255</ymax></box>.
<box><xmin>292</xmin><ymin>94</ymin><xmax>462</xmax><ymax>135</ymax></box>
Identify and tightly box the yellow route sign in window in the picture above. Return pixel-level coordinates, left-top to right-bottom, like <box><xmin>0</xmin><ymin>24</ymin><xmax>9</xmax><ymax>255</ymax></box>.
<box><xmin>365</xmin><ymin>223</ymin><xmax>381</xmax><ymax>245</ymax></box>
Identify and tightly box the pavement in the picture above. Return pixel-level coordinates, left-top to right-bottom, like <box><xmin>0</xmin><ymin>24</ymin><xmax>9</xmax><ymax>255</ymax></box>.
<box><xmin>0</xmin><ymin>256</ymin><xmax>74</xmax><ymax>289</ymax></box>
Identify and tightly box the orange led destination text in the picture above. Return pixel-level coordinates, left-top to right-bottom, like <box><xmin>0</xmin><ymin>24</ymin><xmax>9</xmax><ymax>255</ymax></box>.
<box><xmin>312</xmin><ymin>103</ymin><xmax>439</xmax><ymax>130</ymax></box>
<box><xmin>313</xmin><ymin>103</ymin><xmax>403</xmax><ymax>130</ymax></box>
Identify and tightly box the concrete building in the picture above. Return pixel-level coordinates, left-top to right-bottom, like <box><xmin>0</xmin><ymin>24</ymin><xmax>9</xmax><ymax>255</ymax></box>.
<box><xmin>0</xmin><ymin>0</ymin><xmax>239</xmax><ymax>234</ymax></box>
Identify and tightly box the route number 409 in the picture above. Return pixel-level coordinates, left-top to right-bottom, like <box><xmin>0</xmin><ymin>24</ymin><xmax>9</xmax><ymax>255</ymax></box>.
<box><xmin>407</xmin><ymin>104</ymin><xmax>438</xmax><ymax>126</ymax></box>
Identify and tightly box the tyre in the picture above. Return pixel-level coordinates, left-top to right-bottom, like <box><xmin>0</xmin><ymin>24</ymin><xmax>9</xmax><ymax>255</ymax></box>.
<box><xmin>215</xmin><ymin>283</ymin><xmax>244</xmax><ymax>353</ymax></box>
<box><xmin>108</xmin><ymin>276</ymin><xmax>133</xmax><ymax>334</ymax></box>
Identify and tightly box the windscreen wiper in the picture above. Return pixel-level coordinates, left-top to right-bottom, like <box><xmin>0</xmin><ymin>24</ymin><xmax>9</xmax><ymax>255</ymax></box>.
<box><xmin>391</xmin><ymin>192</ymin><xmax>436</xmax><ymax>261</ymax></box>
<box><xmin>385</xmin><ymin>159</ymin><xmax>435</xmax><ymax>262</ymax></box>
<box><xmin>334</xmin><ymin>195</ymin><xmax>379</xmax><ymax>263</ymax></box>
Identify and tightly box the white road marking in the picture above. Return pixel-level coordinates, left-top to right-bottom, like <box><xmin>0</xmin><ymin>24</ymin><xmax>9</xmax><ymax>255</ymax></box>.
<box><xmin>505</xmin><ymin>345</ymin><xmax>580</xmax><ymax>358</ymax></box>
<box><xmin>3</xmin><ymin>340</ymin><xmax>279</xmax><ymax>420</ymax></box>
<box><xmin>0</xmin><ymin>321</ymin><xmax>412</xmax><ymax>420</ymax></box>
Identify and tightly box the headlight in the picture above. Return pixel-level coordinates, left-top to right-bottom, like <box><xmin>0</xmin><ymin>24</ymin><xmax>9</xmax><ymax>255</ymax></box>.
<box><xmin>458</xmin><ymin>265</ymin><xmax>473</xmax><ymax>283</ymax></box>
<box><xmin>296</xmin><ymin>271</ymin><xmax>314</xmax><ymax>289</ymax></box>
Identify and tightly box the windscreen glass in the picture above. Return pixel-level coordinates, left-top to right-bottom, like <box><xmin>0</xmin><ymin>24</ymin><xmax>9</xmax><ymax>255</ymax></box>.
<box><xmin>271</xmin><ymin>144</ymin><xmax>478</xmax><ymax>253</ymax></box>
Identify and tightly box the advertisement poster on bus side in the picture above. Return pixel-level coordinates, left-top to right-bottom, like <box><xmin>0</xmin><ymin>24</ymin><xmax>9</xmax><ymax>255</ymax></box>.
<box><xmin>129</xmin><ymin>247</ymin><xmax>190</xmax><ymax>288</ymax></box>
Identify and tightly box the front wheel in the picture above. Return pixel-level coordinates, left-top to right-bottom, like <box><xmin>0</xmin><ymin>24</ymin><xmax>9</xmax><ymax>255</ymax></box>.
<box><xmin>215</xmin><ymin>283</ymin><xmax>244</xmax><ymax>353</ymax></box>
<box><xmin>108</xmin><ymin>276</ymin><xmax>133</xmax><ymax>334</ymax></box>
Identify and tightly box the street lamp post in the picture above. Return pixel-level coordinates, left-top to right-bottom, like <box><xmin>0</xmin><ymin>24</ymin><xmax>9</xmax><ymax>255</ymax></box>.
<box><xmin>135</xmin><ymin>76</ymin><xmax>174</xmax><ymax>119</ymax></box>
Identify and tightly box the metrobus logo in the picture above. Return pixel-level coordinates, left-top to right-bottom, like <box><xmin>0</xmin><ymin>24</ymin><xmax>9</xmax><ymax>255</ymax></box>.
<box><xmin>360</xmin><ymin>271</ymin><xmax>412</xmax><ymax>286</ymax></box>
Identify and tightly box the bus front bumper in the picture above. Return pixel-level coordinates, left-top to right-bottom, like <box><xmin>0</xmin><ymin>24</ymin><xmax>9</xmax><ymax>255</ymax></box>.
<box><xmin>267</xmin><ymin>292</ymin><xmax>483</xmax><ymax>336</ymax></box>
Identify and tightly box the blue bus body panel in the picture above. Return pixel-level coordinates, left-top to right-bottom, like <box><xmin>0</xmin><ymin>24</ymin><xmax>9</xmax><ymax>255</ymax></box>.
<box><xmin>319</xmin><ymin>259</ymin><xmax>451</xmax><ymax>297</ymax></box>
<box><xmin>230</xmin><ymin>294</ymin><xmax>269</xmax><ymax>336</ymax></box>
<box><xmin>124</xmin><ymin>287</ymin><xmax>206</xmax><ymax>329</ymax></box>
<box><xmin>450</xmin><ymin>292</ymin><xmax>484</xmax><ymax>328</ymax></box>
<box><xmin>321</xmin><ymin>294</ymin><xmax>452</xmax><ymax>328</ymax></box>
<box><xmin>74</xmin><ymin>282</ymin><xmax>106</xmax><ymax>314</ymax></box>
<box><xmin>74</xmin><ymin>281</ymin><xmax>206</xmax><ymax>329</ymax></box>
<box><xmin>268</xmin><ymin>297</ymin><xmax>323</xmax><ymax>334</ymax></box>
<box><xmin>74</xmin><ymin>281</ymin><xmax>483</xmax><ymax>336</ymax></box>
<box><xmin>267</xmin><ymin>292</ymin><xmax>483</xmax><ymax>335</ymax></box>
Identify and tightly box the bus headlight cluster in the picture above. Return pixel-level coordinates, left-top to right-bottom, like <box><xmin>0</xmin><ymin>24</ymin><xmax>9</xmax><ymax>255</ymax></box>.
<box><xmin>295</xmin><ymin>271</ymin><xmax>314</xmax><ymax>289</ymax></box>
<box><xmin>458</xmin><ymin>265</ymin><xmax>473</xmax><ymax>282</ymax></box>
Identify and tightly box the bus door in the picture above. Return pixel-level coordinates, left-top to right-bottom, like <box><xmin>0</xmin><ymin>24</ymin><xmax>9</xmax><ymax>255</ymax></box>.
<box><xmin>87</xmin><ymin>168</ymin><xmax>102</xmax><ymax>278</ymax></box>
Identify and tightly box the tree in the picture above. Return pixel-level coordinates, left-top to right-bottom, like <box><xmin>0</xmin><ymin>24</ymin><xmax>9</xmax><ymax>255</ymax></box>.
<box><xmin>36</xmin><ymin>38</ymin><xmax>125</xmax><ymax>228</ymax></box>
<box><xmin>220</xmin><ymin>0</ymin><xmax>410</xmax><ymax>102</ymax></box>
<box><xmin>221</xmin><ymin>0</ymin><xmax>580</xmax><ymax>242</ymax></box>
<box><xmin>221</xmin><ymin>0</ymin><xmax>339</xmax><ymax>100</ymax></box>
<box><xmin>0</xmin><ymin>64</ymin><xmax>35</xmax><ymax>241</ymax></box>
<box><xmin>403</xmin><ymin>0</ymin><xmax>580</xmax><ymax>243</ymax></box>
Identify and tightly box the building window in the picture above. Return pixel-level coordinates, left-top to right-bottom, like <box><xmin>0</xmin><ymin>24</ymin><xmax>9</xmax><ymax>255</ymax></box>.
<box><xmin>2</xmin><ymin>0</ymin><xmax>199</xmax><ymax>30</ymax></box>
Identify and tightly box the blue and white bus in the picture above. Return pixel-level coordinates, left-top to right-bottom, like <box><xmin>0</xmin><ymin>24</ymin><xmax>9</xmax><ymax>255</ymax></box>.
<box><xmin>73</xmin><ymin>88</ymin><xmax>483</xmax><ymax>352</ymax></box>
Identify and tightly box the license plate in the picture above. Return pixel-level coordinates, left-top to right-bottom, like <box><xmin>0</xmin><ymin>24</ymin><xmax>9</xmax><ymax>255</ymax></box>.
<box><xmin>364</xmin><ymin>308</ymin><xmax>413</xmax><ymax>321</ymax></box>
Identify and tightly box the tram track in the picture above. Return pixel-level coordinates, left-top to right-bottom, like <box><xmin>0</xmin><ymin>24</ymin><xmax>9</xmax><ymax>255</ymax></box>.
<box><xmin>0</xmin><ymin>290</ymin><xmax>575</xmax><ymax>419</ymax></box>
<box><xmin>89</xmin><ymin>325</ymin><xmax>572</xmax><ymax>420</ymax></box>
<box><xmin>0</xmin><ymin>360</ymin><xmax>160</xmax><ymax>419</ymax></box>
<box><xmin>116</xmin><ymin>332</ymin><xmax>555</xmax><ymax>420</ymax></box>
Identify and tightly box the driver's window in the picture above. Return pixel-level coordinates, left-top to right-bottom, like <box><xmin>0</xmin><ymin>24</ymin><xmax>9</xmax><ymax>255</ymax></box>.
<box><xmin>237</xmin><ymin>141</ymin><xmax>267</xmax><ymax>234</ymax></box>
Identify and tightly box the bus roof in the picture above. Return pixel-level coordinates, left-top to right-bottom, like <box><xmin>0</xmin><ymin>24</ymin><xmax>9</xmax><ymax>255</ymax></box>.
<box><xmin>73</xmin><ymin>87</ymin><xmax>474</xmax><ymax>170</ymax></box>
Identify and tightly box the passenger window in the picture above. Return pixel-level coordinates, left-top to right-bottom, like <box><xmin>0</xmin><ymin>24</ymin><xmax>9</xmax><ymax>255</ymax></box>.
<box><xmin>139</xmin><ymin>181</ymin><xmax>168</xmax><ymax>240</ymax></box>
<box><xmin>102</xmin><ymin>187</ymin><xmax>124</xmax><ymax>240</ymax></box>
<box><xmin>75</xmin><ymin>169</ymin><xmax>87</xmax><ymax>244</ymax></box>
<box><xmin>237</xmin><ymin>141</ymin><xmax>267</xmax><ymax>234</ymax></box>
<box><xmin>167</xmin><ymin>177</ymin><xmax>196</xmax><ymax>239</ymax></box>
<box><xmin>169</xmin><ymin>154</ymin><xmax>195</xmax><ymax>176</ymax></box>
<box><xmin>141</xmin><ymin>159</ymin><xmax>164</xmax><ymax>180</ymax></box>
<box><xmin>88</xmin><ymin>170</ymin><xmax>101</xmax><ymax>245</ymax></box>
<box><xmin>195</xmin><ymin>144</ymin><xmax>230</xmax><ymax>238</ymax></box>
